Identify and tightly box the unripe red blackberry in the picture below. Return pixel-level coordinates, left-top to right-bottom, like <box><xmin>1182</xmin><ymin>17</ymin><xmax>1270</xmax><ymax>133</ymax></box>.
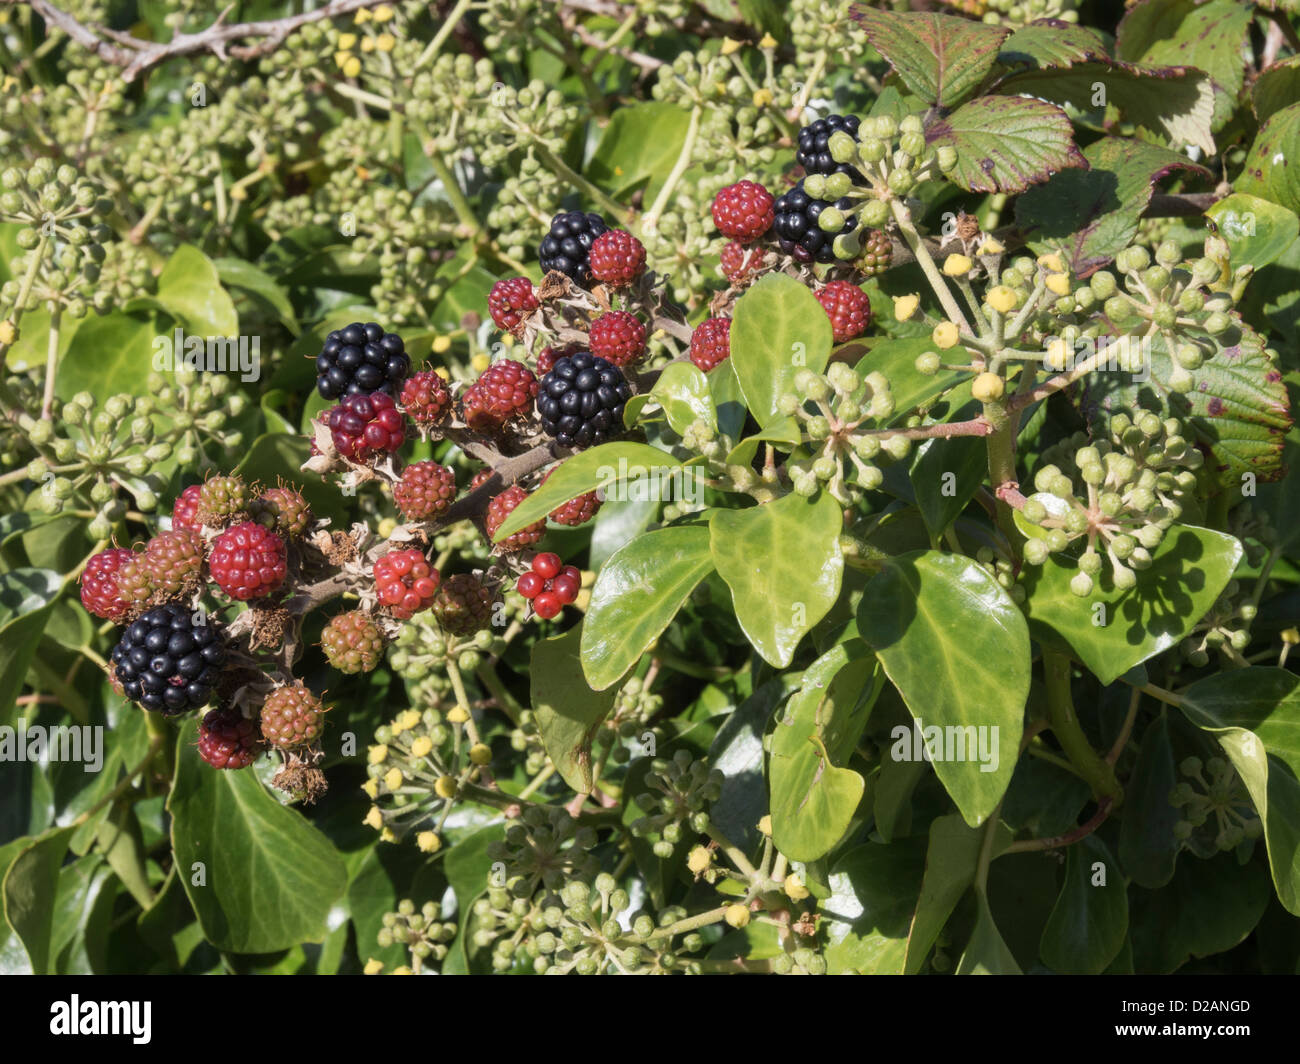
<box><xmin>80</xmin><ymin>547</ymin><xmax>134</xmax><ymax>621</ymax></box>
<box><xmin>197</xmin><ymin>707</ymin><xmax>261</xmax><ymax>770</ymax></box>
<box><xmin>374</xmin><ymin>548</ymin><xmax>440</xmax><ymax>619</ymax></box>
<box><xmin>469</xmin><ymin>468</ymin><xmax>495</xmax><ymax>492</ymax></box>
<box><xmin>431</xmin><ymin>573</ymin><xmax>499</xmax><ymax>636</ymax></box>
<box><xmin>142</xmin><ymin>528</ymin><xmax>206</xmax><ymax>599</ymax></box>
<box><xmin>517</xmin><ymin>553</ymin><xmax>580</xmax><ymax>620</ymax></box>
<box><xmin>488</xmin><ymin>277</ymin><xmax>539</xmax><ymax>333</ymax></box>
<box><xmin>485</xmin><ymin>485</ymin><xmax>546</xmax><ymax>551</ymax></box>
<box><xmin>328</xmin><ymin>391</ymin><xmax>406</xmax><ymax>460</ymax></box>
<box><xmin>689</xmin><ymin>317</ymin><xmax>731</xmax><ymax>372</ymax></box>
<box><xmin>259</xmin><ymin>683</ymin><xmax>328</xmax><ymax>750</ymax></box>
<box><xmin>536</xmin><ymin>343</ymin><xmax>580</xmax><ymax>376</ymax></box>
<box><xmin>394</xmin><ymin>460</ymin><xmax>456</xmax><ymax>521</ymax></box>
<box><xmin>542</xmin><ymin>465</ymin><xmax>601</xmax><ymax>526</ymax></box>
<box><xmin>720</xmin><ymin>241</ymin><xmax>764</xmax><ymax>285</ymax></box>
<box><xmin>195</xmin><ymin>474</ymin><xmax>249</xmax><ymax>529</ymax></box>
<box><xmin>588</xmin><ymin>230</ymin><xmax>647</xmax><ymax>286</ymax></box>
<box><xmin>711</xmin><ymin>181</ymin><xmax>775</xmax><ymax>243</ymax></box>
<box><xmin>251</xmin><ymin>486</ymin><xmax>312</xmax><ymax>538</ymax></box>
<box><xmin>815</xmin><ymin>281</ymin><xmax>872</xmax><ymax>343</ymax></box>
<box><xmin>321</xmin><ymin>609</ymin><xmax>386</xmax><ymax>673</ymax></box>
<box><xmin>461</xmin><ymin>359</ymin><xmax>538</xmax><ymax>433</ymax></box>
<box><xmin>115</xmin><ymin>552</ymin><xmax>154</xmax><ymax>608</ymax></box>
<box><xmin>209</xmin><ymin>521</ymin><xmax>287</xmax><ymax>600</ymax></box>
<box><xmin>172</xmin><ymin>484</ymin><xmax>203</xmax><ymax>532</ymax></box>
<box><xmin>587</xmin><ymin>311</ymin><xmax>646</xmax><ymax>368</ymax></box>
<box><xmin>400</xmin><ymin>370</ymin><xmax>453</xmax><ymax>426</ymax></box>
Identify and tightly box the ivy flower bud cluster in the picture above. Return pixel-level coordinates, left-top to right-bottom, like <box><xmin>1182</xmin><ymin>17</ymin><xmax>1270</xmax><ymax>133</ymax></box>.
<box><xmin>629</xmin><ymin>750</ymin><xmax>724</xmax><ymax>859</ymax></box>
<box><xmin>1168</xmin><ymin>756</ymin><xmax>1263</xmax><ymax>855</ymax></box>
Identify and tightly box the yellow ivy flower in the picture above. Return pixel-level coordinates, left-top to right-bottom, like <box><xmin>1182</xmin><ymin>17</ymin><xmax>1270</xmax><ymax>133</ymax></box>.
<box><xmin>1045</xmin><ymin>272</ymin><xmax>1071</xmax><ymax>296</ymax></box>
<box><xmin>342</xmin><ymin>56</ymin><xmax>362</xmax><ymax>79</ymax></box>
<box><xmin>434</xmin><ymin>366</ymin><xmax>450</xmax><ymax>380</ymax></box>
<box><xmin>417</xmin><ymin>831</ymin><xmax>443</xmax><ymax>853</ymax></box>
<box><xmin>720</xmin><ymin>37</ymin><xmax>742</xmax><ymax>55</ymax></box>
<box><xmin>376</xmin><ymin>33</ymin><xmax>395</xmax><ymax>52</ymax></box>
<box><xmin>447</xmin><ymin>706</ymin><xmax>470</xmax><ymax>724</ymax></box>
<box><xmin>338</xmin><ymin>33</ymin><xmax>358</xmax><ymax>50</ymax></box>
<box><xmin>987</xmin><ymin>286</ymin><xmax>1018</xmax><ymax>313</ymax></box>
<box><xmin>360</xmin><ymin>37</ymin><xmax>375</xmax><ymax>52</ymax></box>
<box><xmin>395</xmin><ymin>709</ymin><xmax>421</xmax><ymax>733</ymax></box>
<box><xmin>469</xmin><ymin>743</ymin><xmax>493</xmax><ymax>766</ymax></box>
<box><xmin>1044</xmin><ymin>338</ymin><xmax>1070</xmax><ymax>371</ymax></box>
<box><xmin>384</xmin><ymin>766</ymin><xmax>404</xmax><ymax>791</ymax></box>
<box><xmin>687</xmin><ymin>846</ymin><xmax>712</xmax><ymax>874</ymax></box>
<box><xmin>785</xmin><ymin>873</ymin><xmax>810</xmax><ymax>901</ymax></box>
<box><xmin>368</xmin><ymin>744</ymin><xmax>389</xmax><ymax>765</ymax></box>
<box><xmin>431</xmin><ymin>336</ymin><xmax>451</xmax><ymax>354</ymax></box>
<box><xmin>931</xmin><ymin>321</ymin><xmax>960</xmax><ymax>349</ymax></box>
<box><xmin>757</xmin><ymin>815</ymin><xmax>772</xmax><ymax>837</ymax></box>
<box><xmin>410</xmin><ymin>736</ymin><xmax>434</xmax><ymax>758</ymax></box>
<box><xmin>362</xmin><ymin>778</ymin><xmax>379</xmax><ymax>799</ymax></box>
<box><xmin>435</xmin><ymin>775</ymin><xmax>458</xmax><ymax>799</ymax></box>
<box><xmin>380</xmin><ymin>827</ymin><xmax>397</xmax><ymax>843</ymax></box>
<box><xmin>942</xmin><ymin>253</ymin><xmax>973</xmax><ymax>277</ymax></box>
<box><xmin>363</xmin><ymin>806</ymin><xmax>384</xmax><ymax>830</ymax></box>
<box><xmin>373</xmin><ymin>4</ymin><xmax>395</xmax><ymax>22</ymax></box>
<box><xmin>0</xmin><ymin>320</ymin><xmax>16</xmax><ymax>345</ymax></box>
<box><xmin>471</xmin><ymin>352</ymin><xmax>490</xmax><ymax>372</ymax></box>
<box><xmin>724</xmin><ymin>903</ymin><xmax>751</xmax><ymax>928</ymax></box>
<box><xmin>752</xmin><ymin>88</ymin><xmax>773</xmax><ymax>108</ymax></box>
<box><xmin>759</xmin><ymin>33</ymin><xmax>778</xmax><ymax>48</ymax></box>
<box><xmin>363</xmin><ymin>958</ymin><xmax>384</xmax><ymax>975</ymax></box>
<box><xmin>1037</xmin><ymin>252</ymin><xmax>1065</xmax><ymax>273</ymax></box>
<box><xmin>977</xmin><ymin>235</ymin><xmax>1005</xmax><ymax>255</ymax></box>
<box><xmin>893</xmin><ymin>294</ymin><xmax>920</xmax><ymax>321</ymax></box>
<box><xmin>972</xmin><ymin>372</ymin><xmax>1005</xmax><ymax>402</ymax></box>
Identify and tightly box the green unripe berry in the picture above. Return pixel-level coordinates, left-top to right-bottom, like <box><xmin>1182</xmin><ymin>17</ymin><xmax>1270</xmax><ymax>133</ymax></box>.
<box><xmin>828</xmin><ymin>130</ymin><xmax>856</xmax><ymax>165</ymax></box>
<box><xmin>914</xmin><ymin>351</ymin><xmax>941</xmax><ymax>375</ymax></box>
<box><xmin>860</xmin><ymin>199</ymin><xmax>890</xmax><ymax>227</ymax></box>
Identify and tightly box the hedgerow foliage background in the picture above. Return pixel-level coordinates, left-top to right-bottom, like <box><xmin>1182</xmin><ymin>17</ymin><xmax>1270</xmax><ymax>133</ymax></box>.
<box><xmin>2</xmin><ymin>0</ymin><xmax>1300</xmax><ymax>975</ymax></box>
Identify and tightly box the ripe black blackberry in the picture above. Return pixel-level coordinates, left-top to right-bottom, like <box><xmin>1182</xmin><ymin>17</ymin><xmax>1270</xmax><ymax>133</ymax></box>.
<box><xmin>772</xmin><ymin>180</ymin><xmax>858</xmax><ymax>264</ymax></box>
<box><xmin>315</xmin><ymin>321</ymin><xmax>411</xmax><ymax>400</ymax></box>
<box><xmin>537</xmin><ymin>351</ymin><xmax>633</xmax><ymax>448</ymax></box>
<box><xmin>111</xmin><ymin>603</ymin><xmax>226</xmax><ymax>715</ymax></box>
<box><xmin>797</xmin><ymin>114</ymin><xmax>865</xmax><ymax>183</ymax></box>
<box><xmin>538</xmin><ymin>211</ymin><xmax>609</xmax><ymax>285</ymax></box>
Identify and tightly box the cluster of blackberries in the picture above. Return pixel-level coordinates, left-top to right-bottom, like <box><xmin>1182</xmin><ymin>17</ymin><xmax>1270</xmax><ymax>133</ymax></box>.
<box><xmin>537</xmin><ymin>351</ymin><xmax>633</xmax><ymax>448</ymax></box>
<box><xmin>111</xmin><ymin>604</ymin><xmax>225</xmax><ymax>715</ymax></box>
<box><xmin>315</xmin><ymin>322</ymin><xmax>411</xmax><ymax>400</ymax></box>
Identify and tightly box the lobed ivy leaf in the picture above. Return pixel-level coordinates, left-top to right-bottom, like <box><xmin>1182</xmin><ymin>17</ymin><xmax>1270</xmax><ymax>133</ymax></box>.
<box><xmin>532</xmin><ymin>626</ymin><xmax>618</xmax><ymax>792</ymax></box>
<box><xmin>587</xmin><ymin>102</ymin><xmax>692</xmax><ymax>200</ymax></box>
<box><xmin>924</xmin><ymin>95</ymin><xmax>1086</xmax><ymax>195</ymax></box>
<box><xmin>153</xmin><ymin>244</ymin><xmax>239</xmax><ymax>338</ymax></box>
<box><xmin>1022</xmin><ymin>526</ymin><xmax>1242</xmax><ymax>685</ymax></box>
<box><xmin>54</xmin><ymin>310</ymin><xmax>163</xmax><ymax>402</ymax></box>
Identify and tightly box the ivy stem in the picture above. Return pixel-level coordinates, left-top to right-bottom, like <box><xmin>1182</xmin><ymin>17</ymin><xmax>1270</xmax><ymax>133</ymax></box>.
<box><xmin>415</xmin><ymin>0</ymin><xmax>474</xmax><ymax>68</ymax></box>
<box><xmin>40</xmin><ymin>304</ymin><xmax>60</xmax><ymax>420</ymax></box>
<box><xmin>1042</xmin><ymin>650</ymin><xmax>1123</xmax><ymax>805</ymax></box>
<box><xmin>426</xmin><ymin>151</ymin><xmax>478</xmax><ymax>237</ymax></box>
<box><xmin>534</xmin><ymin>143</ymin><xmax>628</xmax><ymax>225</ymax></box>
<box><xmin>889</xmin><ymin>198</ymin><xmax>971</xmax><ymax>334</ymax></box>
<box><xmin>641</xmin><ymin>105</ymin><xmax>701</xmax><ymax>233</ymax></box>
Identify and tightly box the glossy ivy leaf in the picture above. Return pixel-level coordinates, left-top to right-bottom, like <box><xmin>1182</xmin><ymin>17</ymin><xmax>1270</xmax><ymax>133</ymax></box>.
<box><xmin>821</xmin><ymin>839</ymin><xmax>927</xmax><ymax>975</ymax></box>
<box><xmin>710</xmin><ymin>492</ymin><xmax>843</xmax><ymax>668</ymax></box>
<box><xmin>1206</xmin><ymin>193</ymin><xmax>1300</xmax><ymax>271</ymax></box>
<box><xmin>1</xmin><ymin>826</ymin><xmax>75</xmax><ymax>974</ymax></box>
<box><xmin>647</xmin><ymin>361</ymin><xmax>715</xmax><ymax>436</ymax></box>
<box><xmin>724</xmin><ymin>416</ymin><xmax>802</xmax><ymax>468</ymax></box>
<box><xmin>1021</xmin><ymin>526</ymin><xmax>1242</xmax><ymax>686</ymax></box>
<box><xmin>168</xmin><ymin>720</ymin><xmax>348</xmax><ymax>953</ymax></box>
<box><xmin>850</xmin><ymin>337</ymin><xmax>965</xmax><ymax>422</ymax></box>
<box><xmin>587</xmin><ymin>497</ymin><xmax>659</xmax><ymax>572</ymax></box>
<box><xmin>442</xmin><ymin>823</ymin><xmax>507</xmax><ymax>975</ymax></box>
<box><xmin>1253</xmin><ymin>55</ymin><xmax>1300</xmax><ymax>123</ymax></box>
<box><xmin>924</xmin><ymin>96</ymin><xmax>1086</xmax><ymax>195</ymax></box>
<box><xmin>956</xmin><ymin>894</ymin><xmax>1022</xmax><ymax>974</ymax></box>
<box><xmin>769</xmin><ymin>643</ymin><xmax>883</xmax><ymax>861</ymax></box>
<box><xmin>729</xmin><ymin>273</ymin><xmax>831</xmax><ymax>428</ymax></box>
<box><xmin>857</xmin><ymin>551</ymin><xmax>1029</xmax><ymax>827</ymax></box>
<box><xmin>1179</xmin><ymin>668</ymin><xmax>1300</xmax><ymax>914</ymax></box>
<box><xmin>154</xmin><ymin>244</ymin><xmax>239</xmax><ymax>337</ymax></box>
<box><xmin>1236</xmin><ymin>103</ymin><xmax>1300</xmax><ymax>216</ymax></box>
<box><xmin>587</xmin><ymin>102</ymin><xmax>691</xmax><ymax>201</ymax></box>
<box><xmin>54</xmin><ymin>310</ymin><xmax>163</xmax><ymax>402</ymax></box>
<box><xmin>492</xmin><ymin>442</ymin><xmax>682</xmax><ymax>542</ymax></box>
<box><xmin>1039</xmin><ymin>835</ymin><xmax>1129</xmax><ymax>974</ymax></box>
<box><xmin>852</xmin><ymin>9</ymin><xmax>1010</xmax><ymax>109</ymax></box>
<box><xmin>998</xmin><ymin>61</ymin><xmax>1216</xmax><ymax>156</ymax></box>
<box><xmin>1016</xmin><ymin>136</ymin><xmax>1209</xmax><ymax>276</ymax></box>
<box><xmin>532</xmin><ymin>626</ymin><xmax>617</xmax><ymax>792</ymax></box>
<box><xmin>909</xmin><ymin>427</ymin><xmax>987</xmax><ymax>538</ymax></box>
<box><xmin>1129</xmin><ymin>851</ymin><xmax>1271</xmax><ymax>973</ymax></box>
<box><xmin>214</xmin><ymin>257</ymin><xmax>298</xmax><ymax>334</ymax></box>
<box><xmin>1118</xmin><ymin>712</ymin><xmax>1182</xmax><ymax>889</ymax></box>
<box><xmin>581</xmin><ymin>524</ymin><xmax>714</xmax><ymax>690</ymax></box>
<box><xmin>904</xmin><ymin>813</ymin><xmax>1012</xmax><ymax>975</ymax></box>
<box><xmin>708</xmin><ymin>357</ymin><xmax>748</xmax><ymax>441</ymax></box>
<box><xmin>1085</xmin><ymin>322</ymin><xmax>1291</xmax><ymax>488</ymax></box>
<box><xmin>0</xmin><ymin>568</ymin><xmax>61</xmax><ymax>728</ymax></box>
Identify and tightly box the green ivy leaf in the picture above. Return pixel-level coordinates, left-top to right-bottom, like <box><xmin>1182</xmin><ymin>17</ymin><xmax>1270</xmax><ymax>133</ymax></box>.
<box><xmin>710</xmin><ymin>492</ymin><xmax>843</xmax><ymax>668</ymax></box>
<box><xmin>729</xmin><ymin>273</ymin><xmax>831</xmax><ymax>427</ymax></box>
<box><xmin>168</xmin><ymin>720</ymin><xmax>348</xmax><ymax>953</ymax></box>
<box><xmin>442</xmin><ymin>823</ymin><xmax>507</xmax><ymax>975</ymax></box>
<box><xmin>1179</xmin><ymin>668</ymin><xmax>1300</xmax><ymax>914</ymax></box>
<box><xmin>858</xmin><ymin>551</ymin><xmax>1029</xmax><ymax>827</ymax></box>
<box><xmin>491</xmin><ymin>442</ymin><xmax>682</xmax><ymax>542</ymax></box>
<box><xmin>647</xmin><ymin>361</ymin><xmax>716</xmax><ymax>436</ymax></box>
<box><xmin>54</xmin><ymin>310</ymin><xmax>163</xmax><ymax>402</ymax></box>
<box><xmin>154</xmin><ymin>244</ymin><xmax>239</xmax><ymax>337</ymax></box>
<box><xmin>580</xmin><ymin>525</ymin><xmax>714</xmax><ymax>690</ymax></box>
<box><xmin>708</xmin><ymin>356</ymin><xmax>748</xmax><ymax>441</ymax></box>
<box><xmin>587</xmin><ymin>102</ymin><xmax>691</xmax><ymax>201</ymax></box>
<box><xmin>1022</xmin><ymin>526</ymin><xmax>1243</xmax><ymax>685</ymax></box>
<box><xmin>1</xmin><ymin>827</ymin><xmax>75</xmax><ymax>974</ymax></box>
<box><xmin>1039</xmin><ymin>835</ymin><xmax>1129</xmax><ymax>973</ymax></box>
<box><xmin>909</xmin><ymin>425</ymin><xmax>987</xmax><ymax>538</ymax></box>
<box><xmin>1236</xmin><ymin>103</ymin><xmax>1300</xmax><ymax>216</ymax></box>
<box><xmin>1206</xmin><ymin>192</ymin><xmax>1300</xmax><ymax>271</ymax></box>
<box><xmin>925</xmin><ymin>95</ymin><xmax>1086</xmax><ymax>195</ymax></box>
<box><xmin>0</xmin><ymin>568</ymin><xmax>61</xmax><ymax>728</ymax></box>
<box><xmin>957</xmin><ymin>894</ymin><xmax>1022</xmax><ymax>974</ymax></box>
<box><xmin>532</xmin><ymin>626</ymin><xmax>618</xmax><ymax>792</ymax></box>
<box><xmin>215</xmin><ymin>257</ymin><xmax>299</xmax><ymax>334</ymax></box>
<box><xmin>769</xmin><ymin>643</ymin><xmax>883</xmax><ymax>862</ymax></box>
<box><xmin>852</xmin><ymin>8</ymin><xmax>1010</xmax><ymax>108</ymax></box>
<box><xmin>1118</xmin><ymin>712</ymin><xmax>1182</xmax><ymax>889</ymax></box>
<box><xmin>724</xmin><ymin>417</ymin><xmax>802</xmax><ymax>467</ymax></box>
<box><xmin>822</xmin><ymin>839</ymin><xmax>926</xmax><ymax>974</ymax></box>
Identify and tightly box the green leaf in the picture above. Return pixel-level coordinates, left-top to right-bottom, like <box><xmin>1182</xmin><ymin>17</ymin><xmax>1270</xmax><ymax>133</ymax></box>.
<box><xmin>709</xmin><ymin>492</ymin><xmax>843</xmax><ymax>668</ymax></box>
<box><xmin>858</xmin><ymin>551</ymin><xmax>1029</xmax><ymax>827</ymax></box>
<box><xmin>1118</xmin><ymin>713</ymin><xmax>1182</xmax><ymax>888</ymax></box>
<box><xmin>904</xmin><ymin>813</ymin><xmax>1013</xmax><ymax>974</ymax></box>
<box><xmin>769</xmin><ymin>643</ymin><xmax>883</xmax><ymax>861</ymax></box>
<box><xmin>1</xmin><ymin>827</ymin><xmax>75</xmax><ymax>973</ymax></box>
<box><xmin>54</xmin><ymin>310</ymin><xmax>163</xmax><ymax>402</ymax></box>
<box><xmin>821</xmin><ymin>839</ymin><xmax>926</xmax><ymax>974</ymax></box>
<box><xmin>580</xmin><ymin>524</ymin><xmax>714</xmax><ymax>690</ymax></box>
<box><xmin>852</xmin><ymin>336</ymin><xmax>966</xmax><ymax>421</ymax></box>
<box><xmin>1129</xmin><ymin>851</ymin><xmax>1270</xmax><ymax>972</ymax></box>
<box><xmin>1039</xmin><ymin>835</ymin><xmax>1128</xmax><ymax>973</ymax></box>
<box><xmin>234</xmin><ymin>431</ymin><xmax>348</xmax><ymax>527</ymax></box>
<box><xmin>587</xmin><ymin>102</ymin><xmax>691</xmax><ymax>201</ymax></box>
<box><xmin>1087</xmin><ymin>322</ymin><xmax>1291</xmax><ymax>488</ymax></box>
<box><xmin>925</xmin><ymin>95</ymin><xmax>1086</xmax><ymax>195</ymax></box>
<box><xmin>0</xmin><ymin>568</ymin><xmax>61</xmax><ymax>727</ymax></box>
<box><xmin>154</xmin><ymin>244</ymin><xmax>238</xmax><ymax>337</ymax></box>
<box><xmin>729</xmin><ymin>273</ymin><xmax>832</xmax><ymax>427</ymax></box>
<box><xmin>724</xmin><ymin>417</ymin><xmax>802</xmax><ymax>467</ymax></box>
<box><xmin>709</xmin><ymin>356</ymin><xmax>748</xmax><ymax>440</ymax></box>
<box><xmin>1016</xmin><ymin>136</ymin><xmax>1209</xmax><ymax>275</ymax></box>
<box><xmin>997</xmin><ymin>22</ymin><xmax>1109</xmax><ymax>71</ymax></box>
<box><xmin>852</xmin><ymin>8</ymin><xmax>1010</xmax><ymax>108</ymax></box>
<box><xmin>1022</xmin><ymin>526</ymin><xmax>1243</xmax><ymax>685</ymax></box>
<box><xmin>1253</xmin><ymin>55</ymin><xmax>1300</xmax><ymax>123</ymax></box>
<box><xmin>443</xmin><ymin>823</ymin><xmax>507</xmax><ymax>975</ymax></box>
<box><xmin>215</xmin><ymin>257</ymin><xmax>299</xmax><ymax>334</ymax></box>
<box><xmin>1206</xmin><ymin>192</ymin><xmax>1300</xmax><ymax>271</ymax></box>
<box><xmin>1179</xmin><ymin>668</ymin><xmax>1300</xmax><ymax>914</ymax></box>
<box><xmin>957</xmin><ymin>894</ymin><xmax>1022</xmax><ymax>974</ymax></box>
<box><xmin>168</xmin><ymin>720</ymin><xmax>348</xmax><ymax>953</ymax></box>
<box><xmin>1236</xmin><ymin>103</ymin><xmax>1300</xmax><ymax>216</ymax></box>
<box><xmin>491</xmin><ymin>442</ymin><xmax>682</xmax><ymax>542</ymax></box>
<box><xmin>909</xmin><ymin>428</ymin><xmax>987</xmax><ymax>537</ymax></box>
<box><xmin>531</xmin><ymin>626</ymin><xmax>618</xmax><ymax>792</ymax></box>
<box><xmin>647</xmin><ymin>361</ymin><xmax>716</xmax><ymax>436</ymax></box>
